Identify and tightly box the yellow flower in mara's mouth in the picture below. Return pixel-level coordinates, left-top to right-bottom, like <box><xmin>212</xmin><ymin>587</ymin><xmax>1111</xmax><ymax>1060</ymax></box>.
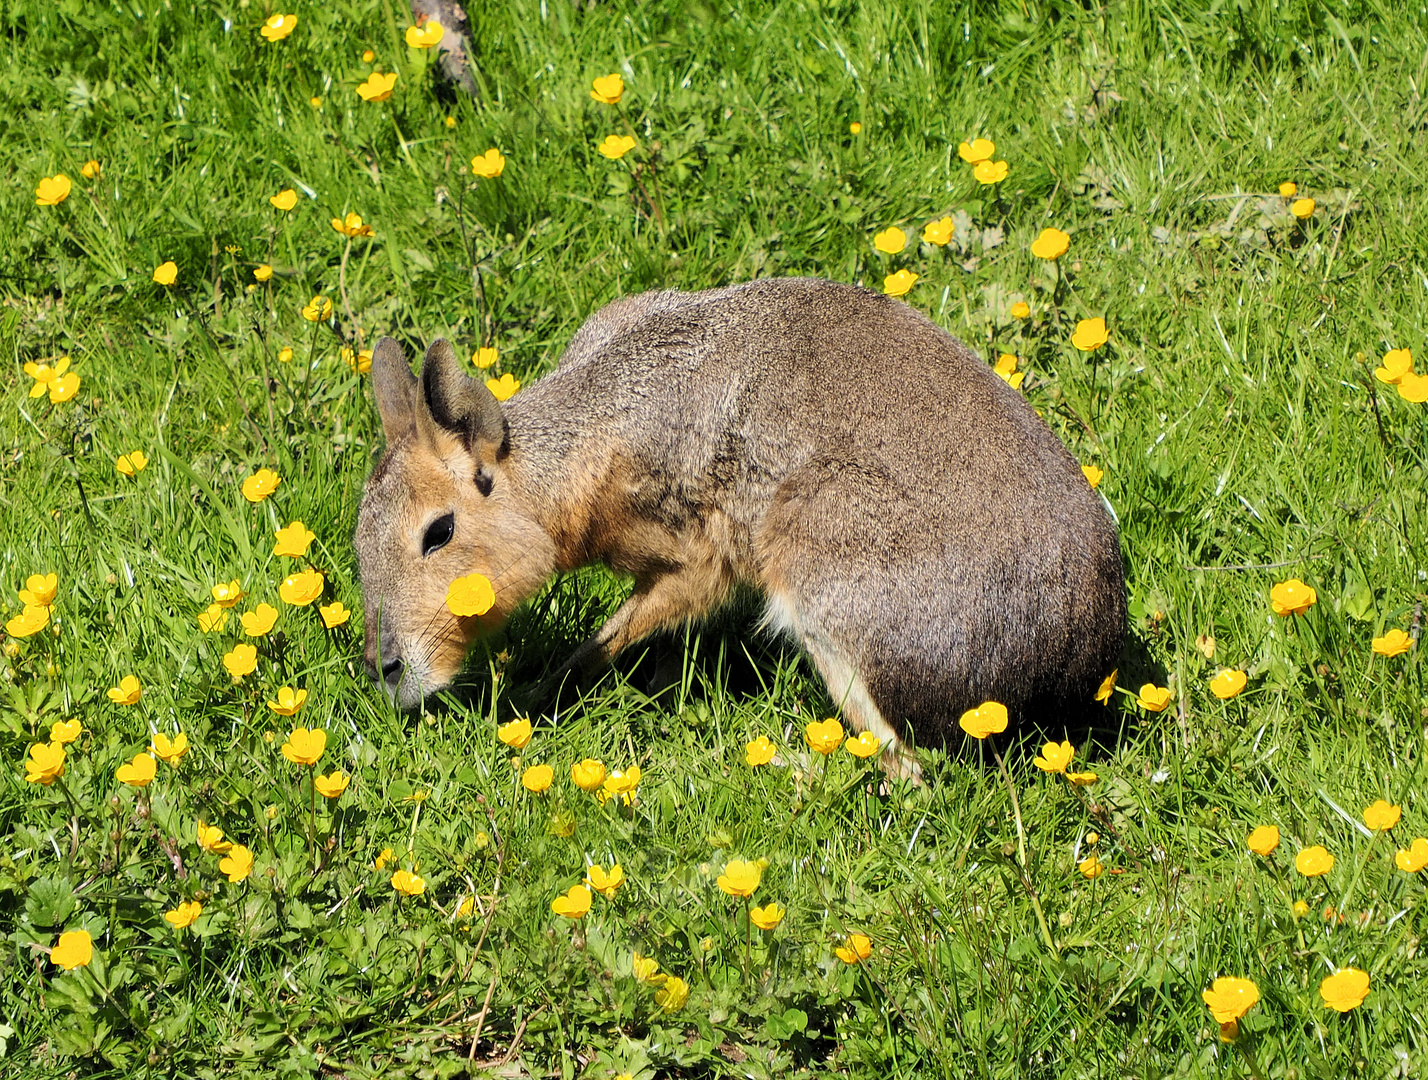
<box><xmin>106</xmin><ymin>674</ymin><xmax>142</xmax><ymax>705</ymax></box>
<box><xmin>1270</xmin><ymin>578</ymin><xmax>1317</xmax><ymax>616</ymax></box>
<box><xmin>151</xmin><ymin>731</ymin><xmax>189</xmax><ymax>766</ymax></box>
<box><xmin>1033</xmin><ymin>740</ymin><xmax>1074</xmax><ymax>774</ymax></box>
<box><xmin>585</xmin><ymin>863</ymin><xmax>625</xmax><ymax>898</ymax></box>
<box><xmin>470</xmin><ymin>149</ymin><xmax>506</xmax><ymax>178</ymax></box>
<box><xmin>115</xmin><ymin>450</ymin><xmax>149</xmax><ymax>476</ymax></box>
<box><xmin>49</xmin><ymin>719</ymin><xmax>81</xmax><ymax>745</ymax></box>
<box><xmin>551</xmin><ymin>884</ymin><xmax>592</xmax><ymax>918</ymax></box>
<box><xmin>259</xmin><ymin>13</ymin><xmax>297</xmax><ymax>41</ymax></box>
<box><xmin>835</xmin><ymin>933</ymin><xmax>873</xmax><ymax>965</ymax></box>
<box><xmin>253</xmin><ymin>264</ymin><xmax>273</xmax><ymax>282</ymax></box>
<box><xmin>1295</xmin><ymin>845</ymin><xmax>1334</xmax><ymax>877</ymax></box>
<box><xmin>319</xmin><ymin>601</ymin><xmax>351</xmax><ymax>628</ymax></box>
<box><xmin>1071</xmin><ymin>317</ymin><xmax>1109</xmax><ymax>352</ymax></box>
<box><xmin>655</xmin><ymin>975</ymin><xmax>690</xmax><ymax>1012</ymax></box>
<box><xmin>219</xmin><ymin>844</ymin><xmax>254</xmax><ymax>883</ymax></box>
<box><xmin>1290</xmin><ymin>197</ymin><xmax>1315</xmax><ymax>219</ymax></box>
<box><xmin>1030</xmin><ymin>227</ymin><xmax>1070</xmax><ymax>261</ymax></box>
<box><xmin>267</xmin><ymin>687</ymin><xmax>308</xmax><ymax>717</ymax></box>
<box><xmin>446</xmin><ymin>573</ymin><xmax>496</xmax><ymax>617</ymax></box>
<box><xmin>270</xmin><ymin>188</ymin><xmax>298</xmax><ymax>211</ymax></box>
<box><xmin>404</xmin><ymin>20</ymin><xmax>444</xmax><ymax>48</ymax></box>
<box><xmin>1136</xmin><ymin>684</ymin><xmax>1172</xmax><ymax>712</ymax></box>
<box><xmin>281</xmin><ymin>726</ymin><xmax>326</xmax><ymax>765</ymax></box>
<box><xmin>498</xmin><ymin>717</ymin><xmax>532</xmax><ymax>749</ymax></box>
<box><xmin>921</xmin><ymin>217</ymin><xmax>954</xmax><ymax>246</ymax></box>
<box><xmin>152</xmin><ymin>261</ymin><xmax>178</xmax><ymax>286</ymax></box>
<box><xmin>1246</xmin><ymin>825</ymin><xmax>1280</xmax><ymax>856</ymax></box>
<box><xmin>314</xmin><ymin>770</ymin><xmax>350</xmax><ymax>798</ymax></box>
<box><xmin>1210</xmin><ymin>669</ymin><xmax>1247</xmax><ymax>700</ymax></box>
<box><xmin>1373</xmin><ymin>628</ymin><xmax>1413</xmax><ymax>657</ymax></box>
<box><xmin>274</xmin><ymin>521</ymin><xmax>317</xmax><ymax>558</ymax></box>
<box><xmin>279</xmin><ymin>569</ymin><xmax>325</xmax><ymax>606</ymax></box>
<box><xmin>844</xmin><ymin>731</ymin><xmax>882</xmax><ymax>758</ymax></box>
<box><xmin>522</xmin><ymin>763</ymin><xmax>554</xmax><ymax>792</ymax></box>
<box><xmin>571</xmin><ymin>758</ymin><xmax>607</xmax><ymax>792</ymax></box>
<box><xmin>240</xmin><ymin>603</ymin><xmax>279</xmax><ymax>638</ymax></box>
<box><xmin>197</xmin><ymin>822</ymin><xmax>232</xmax><ymax>854</ymax></box>
<box><xmin>35</xmin><ymin>174</ymin><xmax>72</xmax><ymax>206</ymax></box>
<box><xmin>1364</xmin><ymin>799</ymin><xmax>1401</xmax><ymax>832</ymax></box>
<box><xmin>716</xmin><ymin>858</ymin><xmax>762</xmax><ymax>898</ymax></box>
<box><xmin>222</xmin><ymin>643</ymin><xmax>258</xmax><ymax>680</ymax></box>
<box><xmin>486</xmin><ymin>373</ymin><xmax>520</xmax><ymax>401</ymax></box>
<box><xmin>750</xmin><ymin>902</ymin><xmax>785</xmax><ymax>930</ymax></box>
<box><xmin>882</xmin><ymin>270</ymin><xmax>919</xmax><ymax>297</ymax></box>
<box><xmin>974</xmin><ymin>159</ymin><xmax>1009</xmax><ymax>184</ymax></box>
<box><xmin>164</xmin><ymin>900</ymin><xmax>202</xmax><ymax>929</ymax></box>
<box><xmin>24</xmin><ymin>742</ymin><xmax>66</xmax><ymax>784</ymax></box>
<box><xmin>804</xmin><ymin>717</ymin><xmax>844</xmax><ymax>754</ymax></box>
<box><xmin>51</xmin><ymin>929</ymin><xmax>93</xmax><ymax>970</ymax></box>
<box><xmin>597</xmin><ymin>134</ymin><xmax>637</xmax><ymax>159</ymax></box>
<box><xmin>957</xmin><ymin>138</ymin><xmax>995</xmax><ymax>163</ymax></box>
<box><xmin>1375</xmin><ymin>348</ymin><xmax>1413</xmax><ymax>385</ymax></box>
<box><xmin>590</xmin><ymin>73</ymin><xmax>625</xmax><ymax>104</ymax></box>
<box><xmin>1319</xmin><ymin>968</ymin><xmax>1370</xmax><ymax>1012</ymax></box>
<box><xmin>1202</xmin><ymin>976</ymin><xmax>1259</xmax><ymax>1023</ymax></box>
<box><xmin>116</xmin><ymin>752</ymin><xmax>157</xmax><ymax>788</ymax></box>
<box><xmin>331</xmin><ymin>212</ymin><xmax>374</xmax><ymax>238</ymax></box>
<box><xmin>6</xmin><ymin>604</ymin><xmax>49</xmax><ymax>638</ymax></box>
<box><xmin>873</xmin><ymin>227</ymin><xmax>907</xmax><ymax>254</ymax></box>
<box><xmin>745</xmin><ymin>735</ymin><xmax>776</xmax><ymax>766</ymax></box>
<box><xmin>20</xmin><ymin>572</ymin><xmax>57</xmax><ymax>607</ymax></box>
<box><xmin>1395</xmin><ymin>837</ymin><xmax>1428</xmax><ymax>873</ymax></box>
<box><xmin>958</xmin><ymin>701</ymin><xmax>1008</xmax><ymax>739</ymax></box>
<box><xmin>357</xmin><ymin>71</ymin><xmax>398</xmax><ymax>102</ymax></box>
<box><xmin>242</xmin><ymin>468</ymin><xmax>282</xmax><ymax>502</ymax></box>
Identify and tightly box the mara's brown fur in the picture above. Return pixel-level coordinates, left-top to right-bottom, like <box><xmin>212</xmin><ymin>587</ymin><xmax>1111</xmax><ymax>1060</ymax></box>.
<box><xmin>354</xmin><ymin>278</ymin><xmax>1126</xmax><ymax>774</ymax></box>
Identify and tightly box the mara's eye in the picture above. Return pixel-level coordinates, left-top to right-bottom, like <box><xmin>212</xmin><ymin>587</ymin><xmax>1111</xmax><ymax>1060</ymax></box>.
<box><xmin>421</xmin><ymin>513</ymin><xmax>455</xmax><ymax>557</ymax></box>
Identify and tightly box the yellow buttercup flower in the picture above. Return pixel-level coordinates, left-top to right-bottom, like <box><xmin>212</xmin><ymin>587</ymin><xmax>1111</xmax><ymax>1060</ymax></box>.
<box><xmin>835</xmin><ymin>933</ymin><xmax>872</xmax><ymax>965</ymax></box>
<box><xmin>597</xmin><ymin>134</ymin><xmax>637</xmax><ymax>159</ymax></box>
<box><xmin>1081</xmin><ymin>463</ymin><xmax>1103</xmax><ymax>488</ymax></box>
<box><xmin>1136</xmin><ymin>684</ymin><xmax>1172</xmax><ymax>712</ymax></box>
<box><xmin>585</xmin><ymin>863</ymin><xmax>625</xmax><ymax>898</ymax></box>
<box><xmin>993</xmin><ymin>354</ymin><xmax>1025</xmax><ymax>390</ymax></box>
<box><xmin>1071</xmin><ymin>317</ymin><xmax>1109</xmax><ymax>352</ymax></box>
<box><xmin>1210</xmin><ymin>670</ymin><xmax>1247</xmax><ymax>700</ymax></box>
<box><xmin>1374</xmin><ymin>348</ymin><xmax>1413</xmax><ymax>385</ymax></box>
<box><xmin>36</xmin><ymin>174</ymin><xmax>72</xmax><ymax>206</ymax></box>
<box><xmin>24</xmin><ymin>742</ymin><xmax>66</xmax><ymax>785</ymax></box>
<box><xmin>49</xmin><ymin>719</ymin><xmax>81</xmax><ymax>745</ymax></box>
<box><xmin>279</xmin><ymin>569</ymin><xmax>325</xmax><ymax>606</ymax></box>
<box><xmin>958</xmin><ymin>701</ymin><xmax>1007</xmax><ymax>739</ymax></box>
<box><xmin>197</xmin><ymin>822</ymin><xmax>233</xmax><ymax>854</ymax></box>
<box><xmin>1394</xmin><ymin>837</ymin><xmax>1428</xmax><ymax>873</ymax></box>
<box><xmin>404</xmin><ymin>21</ymin><xmax>444</xmax><ymax>48</ymax></box>
<box><xmin>571</xmin><ymin>758</ymin><xmax>607</xmax><ymax>792</ymax></box>
<box><xmin>267</xmin><ymin>687</ymin><xmax>308</xmax><ymax>716</ymax></box>
<box><xmin>749</xmin><ymin>902</ymin><xmax>785</xmax><ymax>930</ymax></box>
<box><xmin>80</xmin><ymin>160</ymin><xmax>101</xmax><ymax>179</ymax></box>
<box><xmin>319</xmin><ymin>602</ymin><xmax>351</xmax><ymax>628</ymax></box>
<box><xmin>600</xmin><ymin>766</ymin><xmax>641</xmax><ymax>806</ymax></box>
<box><xmin>164</xmin><ymin>901</ymin><xmax>202</xmax><ymax>929</ymax></box>
<box><xmin>473</xmin><ymin>346</ymin><xmax>498</xmax><ymax>369</ymax></box>
<box><xmin>273</xmin><ymin>521</ymin><xmax>317</xmax><ymax>558</ymax></box>
<box><xmin>1278</xmin><ymin>181</ymin><xmax>1297</xmax><ymax>197</ymax></box>
<box><xmin>848</xmin><ymin>121</ymin><xmax>862</xmax><ymax>135</ymax></box>
<box><xmin>486</xmin><ymin>373</ymin><xmax>520</xmax><ymax>401</ymax></box>
<box><xmin>1364</xmin><ymin>799</ymin><xmax>1401</xmax><ymax>832</ymax></box>
<box><xmin>844</xmin><ymin>731</ymin><xmax>882</xmax><ymax>758</ymax></box>
<box><xmin>1066</xmin><ymin>770</ymin><xmax>1099</xmax><ymax>786</ymax></box>
<box><xmin>882</xmin><ymin>270</ymin><xmax>919</xmax><ymax>297</ymax></box>
<box><xmin>1010</xmin><ymin>300</ymin><xmax>1031</xmax><ymax>319</ymax></box>
<box><xmin>590</xmin><ymin>74</ymin><xmax>625</xmax><ymax>104</ymax></box>
<box><xmin>1246</xmin><ymin>825</ymin><xmax>1279</xmax><ymax>856</ymax></box>
<box><xmin>446</xmin><ymin>573</ymin><xmax>495</xmax><ymax>617</ymax></box>
<box><xmin>498</xmin><ymin>717</ymin><xmax>532</xmax><ymax>749</ymax></box>
<box><xmin>281</xmin><ymin>726</ymin><xmax>326</xmax><ymax>765</ymax></box>
<box><xmin>222</xmin><ymin>643</ymin><xmax>258</xmax><ymax>680</ymax></box>
<box><xmin>1319</xmin><ymin>968</ymin><xmax>1370</xmax><ymax>1013</ymax></box>
<box><xmin>116</xmin><ymin>752</ymin><xmax>157</xmax><ymax>788</ymax></box>
<box><xmin>745</xmin><ymin>735</ymin><xmax>776</xmax><ymax>766</ymax></box>
<box><xmin>357</xmin><ymin>71</ymin><xmax>398</xmax><ymax>102</ymax></box>
<box><xmin>1078</xmin><ymin>854</ymin><xmax>1104</xmax><ymax>879</ymax></box>
<box><xmin>1398</xmin><ymin>371</ymin><xmax>1428</xmax><ymax>402</ymax></box>
<box><xmin>259</xmin><ymin>13</ymin><xmax>297</xmax><ymax>41</ymax></box>
<box><xmin>974</xmin><ymin>159</ymin><xmax>1009</xmax><ymax>184</ymax></box>
<box><xmin>551</xmin><ymin>884</ymin><xmax>592</xmax><ymax>918</ymax></box>
<box><xmin>51</xmin><ymin>929</ymin><xmax>93</xmax><ymax>970</ymax></box>
<box><xmin>1033</xmin><ymin>740</ymin><xmax>1074</xmax><ymax>774</ymax></box>
<box><xmin>219</xmin><ymin>845</ymin><xmax>254</xmax><ymax>882</ymax></box>
<box><xmin>106</xmin><ymin>674</ymin><xmax>142</xmax><ymax>705</ymax></box>
<box><xmin>6</xmin><ymin>604</ymin><xmax>49</xmax><ymax>638</ymax></box>
<box><xmin>1270</xmin><ymin>578</ymin><xmax>1317</xmax><ymax>616</ymax></box>
<box><xmin>873</xmin><ymin>227</ymin><xmax>907</xmax><ymax>254</ymax></box>
<box><xmin>330</xmin><ymin>213</ymin><xmax>374</xmax><ymax>239</ymax></box>
<box><xmin>314</xmin><ymin>770</ymin><xmax>350</xmax><ymax>799</ymax></box>
<box><xmin>522</xmin><ymin>763</ymin><xmax>554</xmax><ymax>792</ymax></box>
<box><xmin>342</xmin><ymin>347</ymin><xmax>374</xmax><ymax>373</ymax></box>
<box><xmin>471</xmin><ymin>149</ymin><xmax>506</xmax><ymax>178</ymax></box>
<box><xmin>211</xmin><ymin>580</ymin><xmax>245</xmax><ymax>608</ymax></box>
<box><xmin>115</xmin><ymin>450</ymin><xmax>148</xmax><ymax>476</ymax></box>
<box><xmin>23</xmin><ymin>357</ymin><xmax>69</xmax><ymax>397</ymax></box>
<box><xmin>151</xmin><ymin>731</ymin><xmax>189</xmax><ymax>766</ymax></box>
<box><xmin>1291</xmin><ymin>197</ymin><xmax>1315</xmax><ymax>219</ymax></box>
<box><xmin>655</xmin><ymin>975</ymin><xmax>690</xmax><ymax>1012</ymax></box>
<box><xmin>804</xmin><ymin>718</ymin><xmax>844</xmax><ymax>754</ymax></box>
<box><xmin>1202</xmin><ymin>977</ymin><xmax>1259</xmax><ymax>1023</ymax></box>
<box><xmin>633</xmin><ymin>951</ymin><xmax>665</xmax><ymax>984</ymax></box>
<box><xmin>957</xmin><ymin>138</ymin><xmax>995</xmax><ymax>163</ymax></box>
<box><xmin>1030</xmin><ymin>227</ymin><xmax>1070</xmax><ymax>260</ymax></box>
<box><xmin>46</xmin><ymin>370</ymin><xmax>79</xmax><ymax>404</ymax></box>
<box><xmin>716</xmin><ymin>859</ymin><xmax>762</xmax><ymax>898</ymax></box>
<box><xmin>240</xmin><ymin>603</ymin><xmax>279</xmax><ymax>637</ymax></box>
<box><xmin>1295</xmin><ymin>845</ymin><xmax>1333</xmax><ymax>877</ymax></box>
<box><xmin>270</xmin><ymin>189</ymin><xmax>298</xmax><ymax>212</ymax></box>
<box><xmin>242</xmin><ymin>468</ymin><xmax>282</xmax><ymax>502</ymax></box>
<box><xmin>19</xmin><ymin>572</ymin><xmax>57</xmax><ymax>607</ymax></box>
<box><xmin>1372</xmin><ymin>628</ymin><xmax>1412</xmax><ymax>657</ymax></box>
<box><xmin>152</xmin><ymin>261</ymin><xmax>178</xmax><ymax>286</ymax></box>
<box><xmin>921</xmin><ymin>217</ymin><xmax>954</xmax><ymax>245</ymax></box>
<box><xmin>253</xmin><ymin>264</ymin><xmax>273</xmax><ymax>282</ymax></box>
<box><xmin>301</xmin><ymin>295</ymin><xmax>333</xmax><ymax>322</ymax></box>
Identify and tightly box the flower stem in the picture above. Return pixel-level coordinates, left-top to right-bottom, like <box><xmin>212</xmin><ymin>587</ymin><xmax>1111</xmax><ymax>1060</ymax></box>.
<box><xmin>743</xmin><ymin>896</ymin><xmax>752</xmax><ymax>981</ymax></box>
<box><xmin>308</xmin><ymin>764</ymin><xmax>318</xmax><ymax>872</ymax></box>
<box><xmin>991</xmin><ymin>739</ymin><xmax>1059</xmax><ymax>958</ymax></box>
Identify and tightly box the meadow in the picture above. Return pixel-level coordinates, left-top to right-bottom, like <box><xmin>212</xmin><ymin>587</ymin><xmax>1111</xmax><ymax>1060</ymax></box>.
<box><xmin>3</xmin><ymin>0</ymin><xmax>1427</xmax><ymax>1075</ymax></box>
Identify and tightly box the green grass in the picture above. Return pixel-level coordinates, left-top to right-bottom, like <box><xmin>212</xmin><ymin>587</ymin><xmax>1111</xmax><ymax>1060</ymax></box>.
<box><xmin>3</xmin><ymin>0</ymin><xmax>1428</xmax><ymax>1075</ymax></box>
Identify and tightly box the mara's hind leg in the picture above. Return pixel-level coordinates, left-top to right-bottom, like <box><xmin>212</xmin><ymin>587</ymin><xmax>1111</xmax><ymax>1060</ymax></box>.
<box><xmin>766</xmin><ymin>591</ymin><xmax>922</xmax><ymax>782</ymax></box>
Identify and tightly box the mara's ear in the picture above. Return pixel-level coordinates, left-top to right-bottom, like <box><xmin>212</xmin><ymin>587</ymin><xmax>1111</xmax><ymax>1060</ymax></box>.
<box><xmin>371</xmin><ymin>337</ymin><xmax>418</xmax><ymax>442</ymax></box>
<box><xmin>419</xmin><ymin>338</ymin><xmax>508</xmax><ymax>463</ymax></box>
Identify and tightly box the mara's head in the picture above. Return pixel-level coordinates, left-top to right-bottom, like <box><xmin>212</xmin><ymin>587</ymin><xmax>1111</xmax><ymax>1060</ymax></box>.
<box><xmin>355</xmin><ymin>338</ymin><xmax>555</xmax><ymax>708</ymax></box>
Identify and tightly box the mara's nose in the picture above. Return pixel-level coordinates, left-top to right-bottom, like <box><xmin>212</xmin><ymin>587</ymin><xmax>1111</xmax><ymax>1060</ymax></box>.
<box><xmin>381</xmin><ymin>657</ymin><xmax>404</xmax><ymax>686</ymax></box>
